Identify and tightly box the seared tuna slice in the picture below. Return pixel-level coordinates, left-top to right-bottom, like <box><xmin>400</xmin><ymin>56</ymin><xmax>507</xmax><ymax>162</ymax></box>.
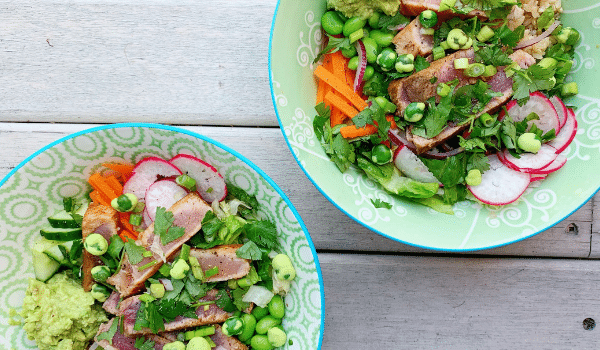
<box><xmin>103</xmin><ymin>291</ymin><xmax>121</xmax><ymax>315</ymax></box>
<box><xmin>392</xmin><ymin>17</ymin><xmax>434</xmax><ymax>57</ymax></box>
<box><xmin>81</xmin><ymin>203</ymin><xmax>120</xmax><ymax>291</ymax></box>
<box><xmin>119</xmin><ymin>289</ymin><xmax>232</xmax><ymax>336</ymax></box>
<box><xmin>106</xmin><ymin>193</ymin><xmax>211</xmax><ymax>297</ymax></box>
<box><xmin>400</xmin><ymin>0</ymin><xmax>486</xmax><ymax>18</ymax></box>
<box><xmin>95</xmin><ymin>318</ymin><xmax>172</xmax><ymax>350</ymax></box>
<box><xmin>189</xmin><ymin>244</ymin><xmax>251</xmax><ymax>283</ymax></box>
<box><xmin>405</xmin><ymin>50</ymin><xmax>536</xmax><ymax>154</ymax></box>
<box><xmin>388</xmin><ymin>49</ymin><xmax>476</xmax><ymax>113</ymax></box>
<box><xmin>210</xmin><ymin>325</ymin><xmax>248</xmax><ymax>350</ymax></box>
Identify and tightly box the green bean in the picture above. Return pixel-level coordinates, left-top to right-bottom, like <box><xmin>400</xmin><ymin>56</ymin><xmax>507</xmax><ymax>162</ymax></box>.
<box><xmin>320</xmin><ymin>11</ymin><xmax>344</xmax><ymax>35</ymax></box>
<box><xmin>348</xmin><ymin>57</ymin><xmax>359</xmax><ymax>70</ymax></box>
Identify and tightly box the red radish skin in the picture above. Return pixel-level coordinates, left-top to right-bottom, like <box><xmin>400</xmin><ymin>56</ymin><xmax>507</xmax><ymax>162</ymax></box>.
<box><xmin>393</xmin><ymin>144</ymin><xmax>439</xmax><ymax>183</ymax></box>
<box><xmin>467</xmin><ymin>155</ymin><xmax>531</xmax><ymax>206</ymax></box>
<box><xmin>499</xmin><ymin>92</ymin><xmax>559</xmax><ymax>134</ymax></box>
<box><xmin>169</xmin><ymin>154</ymin><xmax>227</xmax><ymax>203</ymax></box>
<box><xmin>144</xmin><ymin>179</ymin><xmax>189</xmax><ymax>221</ymax></box>
<box><xmin>530</xmin><ymin>174</ymin><xmax>548</xmax><ymax>182</ymax></box>
<box><xmin>123</xmin><ymin>157</ymin><xmax>182</xmax><ymax>202</ymax></box>
<box><xmin>534</xmin><ymin>154</ymin><xmax>567</xmax><ymax>174</ymax></box>
<box><xmin>500</xmin><ymin>145</ymin><xmax>558</xmax><ymax>173</ymax></box>
<box><xmin>548</xmin><ymin>107</ymin><xmax>577</xmax><ymax>154</ymax></box>
<box><xmin>550</xmin><ymin>95</ymin><xmax>568</xmax><ymax>131</ymax></box>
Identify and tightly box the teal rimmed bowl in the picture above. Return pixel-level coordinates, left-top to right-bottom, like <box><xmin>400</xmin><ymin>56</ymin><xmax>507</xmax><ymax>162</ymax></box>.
<box><xmin>269</xmin><ymin>0</ymin><xmax>600</xmax><ymax>251</ymax></box>
<box><xmin>0</xmin><ymin>123</ymin><xmax>324</xmax><ymax>350</ymax></box>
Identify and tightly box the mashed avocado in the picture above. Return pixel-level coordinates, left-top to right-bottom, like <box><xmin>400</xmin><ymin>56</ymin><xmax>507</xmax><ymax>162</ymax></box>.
<box><xmin>21</xmin><ymin>273</ymin><xmax>108</xmax><ymax>350</ymax></box>
<box><xmin>327</xmin><ymin>0</ymin><xmax>400</xmax><ymax>19</ymax></box>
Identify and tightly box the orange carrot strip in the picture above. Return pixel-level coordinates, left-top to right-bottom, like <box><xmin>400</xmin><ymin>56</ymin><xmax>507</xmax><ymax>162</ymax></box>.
<box><xmin>330</xmin><ymin>109</ymin><xmax>347</xmax><ymax>127</ymax></box>
<box><xmin>105</xmin><ymin>175</ymin><xmax>124</xmax><ymax>195</ymax></box>
<box><xmin>345</xmin><ymin>67</ymin><xmax>356</xmax><ymax>89</ymax></box>
<box><xmin>324</xmin><ymin>91</ymin><xmax>359</xmax><ymax>118</ymax></box>
<box><xmin>331</xmin><ymin>50</ymin><xmax>348</xmax><ymax>79</ymax></box>
<box><xmin>340</xmin><ymin>124</ymin><xmax>378</xmax><ymax>138</ymax></box>
<box><xmin>102</xmin><ymin>163</ymin><xmax>134</xmax><ymax>182</ymax></box>
<box><xmin>316</xmin><ymin>79</ymin><xmax>327</xmax><ymax>104</ymax></box>
<box><xmin>88</xmin><ymin>173</ymin><xmax>119</xmax><ymax>200</ymax></box>
<box><xmin>119</xmin><ymin>212</ymin><xmax>134</xmax><ymax>233</ymax></box>
<box><xmin>314</xmin><ymin>65</ymin><xmax>368</xmax><ymax>111</ymax></box>
<box><xmin>119</xmin><ymin>229</ymin><xmax>137</xmax><ymax>242</ymax></box>
<box><xmin>387</xmin><ymin>115</ymin><xmax>397</xmax><ymax>130</ymax></box>
<box><xmin>89</xmin><ymin>190</ymin><xmax>111</xmax><ymax>206</ymax></box>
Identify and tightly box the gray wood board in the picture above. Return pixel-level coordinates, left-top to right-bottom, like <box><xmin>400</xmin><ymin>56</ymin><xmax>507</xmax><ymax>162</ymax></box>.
<box><xmin>0</xmin><ymin>122</ymin><xmax>595</xmax><ymax>258</ymax></box>
<box><xmin>319</xmin><ymin>253</ymin><xmax>600</xmax><ymax>350</ymax></box>
<box><xmin>0</xmin><ymin>0</ymin><xmax>277</xmax><ymax>126</ymax></box>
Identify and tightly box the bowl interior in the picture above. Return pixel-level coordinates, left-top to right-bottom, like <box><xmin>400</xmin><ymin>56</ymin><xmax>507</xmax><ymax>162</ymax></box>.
<box><xmin>270</xmin><ymin>0</ymin><xmax>600</xmax><ymax>251</ymax></box>
<box><xmin>0</xmin><ymin>124</ymin><xmax>324</xmax><ymax>350</ymax></box>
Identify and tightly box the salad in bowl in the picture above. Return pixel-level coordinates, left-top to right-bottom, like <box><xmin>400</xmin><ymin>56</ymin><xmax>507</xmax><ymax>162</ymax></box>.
<box><xmin>1</xmin><ymin>124</ymin><xmax>324</xmax><ymax>350</ymax></box>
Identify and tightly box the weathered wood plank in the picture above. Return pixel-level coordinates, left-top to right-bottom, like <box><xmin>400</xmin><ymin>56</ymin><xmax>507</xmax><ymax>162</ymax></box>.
<box><xmin>0</xmin><ymin>123</ymin><xmax>593</xmax><ymax>258</ymax></box>
<box><xmin>0</xmin><ymin>0</ymin><xmax>277</xmax><ymax>126</ymax></box>
<box><xmin>590</xmin><ymin>191</ymin><xmax>600</xmax><ymax>258</ymax></box>
<box><xmin>320</xmin><ymin>253</ymin><xmax>600</xmax><ymax>350</ymax></box>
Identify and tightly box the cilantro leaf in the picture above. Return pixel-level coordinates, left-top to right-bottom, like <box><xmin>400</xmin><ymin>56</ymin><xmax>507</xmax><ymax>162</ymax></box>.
<box><xmin>134</xmin><ymin>301</ymin><xmax>165</xmax><ymax>334</ymax></box>
<box><xmin>96</xmin><ymin>317</ymin><xmax>119</xmax><ymax>345</ymax></box>
<box><xmin>236</xmin><ymin>241</ymin><xmax>263</xmax><ymax>260</ymax></box>
<box><xmin>154</xmin><ymin>207</ymin><xmax>185</xmax><ymax>245</ymax></box>
<box><xmin>313</xmin><ymin>35</ymin><xmax>352</xmax><ymax>64</ymax></box>
<box><xmin>370</xmin><ymin>198</ymin><xmax>392</xmax><ymax>209</ymax></box>
<box><xmin>414</xmin><ymin>56</ymin><xmax>430</xmax><ymax>72</ymax></box>
<box><xmin>331</xmin><ymin>134</ymin><xmax>356</xmax><ymax>173</ymax></box>
<box><xmin>124</xmin><ymin>239</ymin><xmax>146</xmax><ymax>265</ymax></box>
<box><xmin>215</xmin><ymin>290</ymin><xmax>236</xmax><ymax>312</ymax></box>
<box><xmin>226</xmin><ymin>185</ymin><xmax>259</xmax><ymax>217</ymax></box>
<box><xmin>232</xmin><ymin>288</ymin><xmax>251</xmax><ymax>311</ymax></box>
<box><xmin>156</xmin><ymin>298</ymin><xmax>196</xmax><ymax>321</ymax></box>
<box><xmin>420</xmin><ymin>154</ymin><xmax>467</xmax><ymax>188</ymax></box>
<box><xmin>245</xmin><ymin>220</ymin><xmax>280</xmax><ymax>251</ymax></box>
<box><xmin>134</xmin><ymin>338</ymin><xmax>155</xmax><ymax>350</ymax></box>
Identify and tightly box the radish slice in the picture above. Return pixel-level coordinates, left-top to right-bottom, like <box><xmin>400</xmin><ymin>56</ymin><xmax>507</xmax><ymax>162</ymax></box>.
<box><xmin>123</xmin><ymin>157</ymin><xmax>182</xmax><ymax>202</ymax></box>
<box><xmin>144</xmin><ymin>179</ymin><xmax>189</xmax><ymax>221</ymax></box>
<box><xmin>530</xmin><ymin>174</ymin><xmax>548</xmax><ymax>182</ymax></box>
<box><xmin>534</xmin><ymin>154</ymin><xmax>567</xmax><ymax>174</ymax></box>
<box><xmin>393</xmin><ymin>144</ymin><xmax>439</xmax><ymax>183</ymax></box>
<box><xmin>467</xmin><ymin>155</ymin><xmax>531</xmax><ymax>206</ymax></box>
<box><xmin>500</xmin><ymin>92</ymin><xmax>559</xmax><ymax>134</ymax></box>
<box><xmin>354</xmin><ymin>40</ymin><xmax>366</xmax><ymax>92</ymax></box>
<box><xmin>500</xmin><ymin>145</ymin><xmax>558</xmax><ymax>173</ymax></box>
<box><xmin>169</xmin><ymin>154</ymin><xmax>227</xmax><ymax>203</ymax></box>
<box><xmin>548</xmin><ymin>107</ymin><xmax>577</xmax><ymax>154</ymax></box>
<box><xmin>550</xmin><ymin>95</ymin><xmax>568</xmax><ymax>131</ymax></box>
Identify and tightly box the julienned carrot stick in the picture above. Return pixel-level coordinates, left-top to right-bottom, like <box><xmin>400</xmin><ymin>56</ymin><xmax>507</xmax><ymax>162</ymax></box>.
<box><xmin>314</xmin><ymin>65</ymin><xmax>368</xmax><ymax>111</ymax></box>
<box><xmin>119</xmin><ymin>212</ymin><xmax>135</xmax><ymax>234</ymax></box>
<box><xmin>88</xmin><ymin>173</ymin><xmax>119</xmax><ymax>200</ymax></box>
<box><xmin>316</xmin><ymin>79</ymin><xmax>327</xmax><ymax>104</ymax></box>
<box><xmin>330</xmin><ymin>109</ymin><xmax>347</xmax><ymax>127</ymax></box>
<box><xmin>89</xmin><ymin>190</ymin><xmax>111</xmax><ymax>206</ymax></box>
<box><xmin>331</xmin><ymin>51</ymin><xmax>348</xmax><ymax>79</ymax></box>
<box><xmin>119</xmin><ymin>229</ymin><xmax>137</xmax><ymax>242</ymax></box>
<box><xmin>105</xmin><ymin>175</ymin><xmax>123</xmax><ymax>195</ymax></box>
<box><xmin>340</xmin><ymin>124</ymin><xmax>377</xmax><ymax>138</ymax></box>
<box><xmin>324</xmin><ymin>91</ymin><xmax>359</xmax><ymax>118</ymax></box>
<box><xmin>102</xmin><ymin>163</ymin><xmax>134</xmax><ymax>182</ymax></box>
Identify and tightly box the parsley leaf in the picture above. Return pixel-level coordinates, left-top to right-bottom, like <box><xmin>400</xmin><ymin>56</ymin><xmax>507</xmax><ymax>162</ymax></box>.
<box><xmin>371</xmin><ymin>198</ymin><xmax>393</xmax><ymax>209</ymax></box>
<box><xmin>245</xmin><ymin>220</ymin><xmax>280</xmax><ymax>251</ymax></box>
<box><xmin>124</xmin><ymin>239</ymin><xmax>146</xmax><ymax>265</ymax></box>
<box><xmin>236</xmin><ymin>241</ymin><xmax>263</xmax><ymax>260</ymax></box>
<box><xmin>154</xmin><ymin>207</ymin><xmax>186</xmax><ymax>245</ymax></box>
<box><xmin>134</xmin><ymin>300</ymin><xmax>164</xmax><ymax>334</ymax></box>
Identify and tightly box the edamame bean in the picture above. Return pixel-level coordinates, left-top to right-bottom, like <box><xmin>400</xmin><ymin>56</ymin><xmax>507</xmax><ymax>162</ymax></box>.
<box><xmin>361</xmin><ymin>37</ymin><xmax>379</xmax><ymax>64</ymax></box>
<box><xmin>238</xmin><ymin>313</ymin><xmax>257</xmax><ymax>343</ymax></box>
<box><xmin>363</xmin><ymin>65</ymin><xmax>374</xmax><ymax>80</ymax></box>
<box><xmin>343</xmin><ymin>16</ymin><xmax>367</xmax><ymax>37</ymax></box>
<box><xmin>348</xmin><ymin>56</ymin><xmax>359</xmax><ymax>71</ymax></box>
<box><xmin>251</xmin><ymin>306</ymin><xmax>269</xmax><ymax>320</ymax></box>
<box><xmin>268</xmin><ymin>295</ymin><xmax>285</xmax><ymax>319</ymax></box>
<box><xmin>369</xmin><ymin>30</ymin><xmax>394</xmax><ymax>47</ymax></box>
<box><xmin>368</xmin><ymin>12</ymin><xmax>380</xmax><ymax>28</ymax></box>
<box><xmin>250</xmin><ymin>335</ymin><xmax>274</xmax><ymax>350</ymax></box>
<box><xmin>320</xmin><ymin>11</ymin><xmax>344</xmax><ymax>35</ymax></box>
<box><xmin>341</xmin><ymin>45</ymin><xmax>357</xmax><ymax>58</ymax></box>
<box><xmin>255</xmin><ymin>315</ymin><xmax>282</xmax><ymax>335</ymax></box>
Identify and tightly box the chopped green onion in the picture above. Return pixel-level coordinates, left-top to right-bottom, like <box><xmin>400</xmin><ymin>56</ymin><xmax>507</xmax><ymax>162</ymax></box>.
<box><xmin>439</xmin><ymin>0</ymin><xmax>457</xmax><ymax>11</ymax></box>
<box><xmin>180</xmin><ymin>244</ymin><xmax>190</xmax><ymax>261</ymax></box>
<box><xmin>479</xmin><ymin>113</ymin><xmax>496</xmax><ymax>127</ymax></box>
<box><xmin>349</xmin><ymin>28</ymin><xmax>364</xmax><ymax>43</ymax></box>
<box><xmin>464</xmin><ymin>63</ymin><xmax>486</xmax><ymax>77</ymax></box>
<box><xmin>158</xmin><ymin>263</ymin><xmax>171</xmax><ymax>276</ymax></box>
<box><xmin>482</xmin><ymin>65</ymin><xmax>497</xmax><ymax>77</ymax></box>
<box><xmin>476</xmin><ymin>26</ymin><xmax>495</xmax><ymax>42</ymax></box>
<box><xmin>132</xmin><ymin>202</ymin><xmax>145</xmax><ymax>213</ymax></box>
<box><xmin>420</xmin><ymin>28</ymin><xmax>435</xmax><ymax>36</ymax></box>
<box><xmin>561</xmin><ymin>81</ymin><xmax>578</xmax><ymax>97</ymax></box>
<box><xmin>142</xmin><ymin>251</ymin><xmax>153</xmax><ymax>258</ymax></box>
<box><xmin>453</xmin><ymin>58</ymin><xmax>469</xmax><ymax>70</ymax></box>
<box><xmin>204</xmin><ymin>266</ymin><xmax>219</xmax><ymax>278</ymax></box>
<box><xmin>436</xmin><ymin>82</ymin><xmax>451</xmax><ymax>97</ymax></box>
<box><xmin>139</xmin><ymin>260</ymin><xmax>157</xmax><ymax>271</ymax></box>
<box><xmin>195</xmin><ymin>325</ymin><xmax>216</xmax><ymax>337</ymax></box>
<box><xmin>188</xmin><ymin>256</ymin><xmax>204</xmax><ymax>280</ymax></box>
<box><xmin>192</xmin><ymin>300</ymin><xmax>216</xmax><ymax>308</ymax></box>
<box><xmin>175</xmin><ymin>174</ymin><xmax>196</xmax><ymax>191</ymax></box>
<box><xmin>129</xmin><ymin>213</ymin><xmax>142</xmax><ymax>226</ymax></box>
<box><xmin>139</xmin><ymin>293</ymin><xmax>156</xmax><ymax>303</ymax></box>
<box><xmin>440</xmin><ymin>40</ymin><xmax>450</xmax><ymax>50</ymax></box>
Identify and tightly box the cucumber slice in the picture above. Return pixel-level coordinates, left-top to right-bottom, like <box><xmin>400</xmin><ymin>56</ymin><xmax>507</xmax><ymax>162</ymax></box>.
<box><xmin>74</xmin><ymin>201</ymin><xmax>89</xmax><ymax>218</ymax></box>
<box><xmin>32</xmin><ymin>249</ymin><xmax>60</xmax><ymax>282</ymax></box>
<box><xmin>40</xmin><ymin>227</ymin><xmax>82</xmax><ymax>241</ymax></box>
<box><xmin>47</xmin><ymin>210</ymin><xmax>79</xmax><ymax>229</ymax></box>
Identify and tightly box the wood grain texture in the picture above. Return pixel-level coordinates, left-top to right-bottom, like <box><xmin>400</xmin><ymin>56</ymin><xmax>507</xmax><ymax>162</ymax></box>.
<box><xmin>320</xmin><ymin>253</ymin><xmax>600</xmax><ymax>350</ymax></box>
<box><xmin>0</xmin><ymin>0</ymin><xmax>277</xmax><ymax>126</ymax></box>
<box><xmin>0</xmin><ymin>123</ymin><xmax>593</xmax><ymax>258</ymax></box>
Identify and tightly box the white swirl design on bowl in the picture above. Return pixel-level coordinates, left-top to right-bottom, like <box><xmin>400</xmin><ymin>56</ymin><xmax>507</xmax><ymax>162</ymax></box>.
<box><xmin>297</xmin><ymin>11</ymin><xmax>323</xmax><ymax>69</ymax></box>
<box><xmin>271</xmin><ymin>80</ymin><xmax>288</xmax><ymax>107</ymax></box>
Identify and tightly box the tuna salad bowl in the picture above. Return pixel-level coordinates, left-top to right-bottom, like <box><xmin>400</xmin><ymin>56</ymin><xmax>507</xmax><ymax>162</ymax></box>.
<box><xmin>0</xmin><ymin>124</ymin><xmax>324</xmax><ymax>350</ymax></box>
<box><xmin>269</xmin><ymin>0</ymin><xmax>600</xmax><ymax>251</ymax></box>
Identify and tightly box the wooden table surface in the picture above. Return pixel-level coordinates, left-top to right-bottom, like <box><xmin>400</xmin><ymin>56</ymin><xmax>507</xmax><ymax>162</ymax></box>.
<box><xmin>1</xmin><ymin>1</ymin><xmax>599</xmax><ymax>349</ymax></box>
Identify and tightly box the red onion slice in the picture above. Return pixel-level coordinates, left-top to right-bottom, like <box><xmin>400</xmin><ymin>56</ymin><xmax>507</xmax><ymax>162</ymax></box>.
<box><xmin>354</xmin><ymin>40</ymin><xmax>367</xmax><ymax>92</ymax></box>
<box><xmin>514</xmin><ymin>20</ymin><xmax>560</xmax><ymax>50</ymax></box>
<box><xmin>388</xmin><ymin>24</ymin><xmax>407</xmax><ymax>31</ymax></box>
<box><xmin>159</xmin><ymin>278</ymin><xmax>174</xmax><ymax>291</ymax></box>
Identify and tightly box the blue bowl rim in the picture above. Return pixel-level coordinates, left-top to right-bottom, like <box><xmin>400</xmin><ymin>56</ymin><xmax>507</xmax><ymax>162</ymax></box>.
<box><xmin>0</xmin><ymin>122</ymin><xmax>326</xmax><ymax>349</ymax></box>
<box><xmin>267</xmin><ymin>0</ymin><xmax>600</xmax><ymax>253</ymax></box>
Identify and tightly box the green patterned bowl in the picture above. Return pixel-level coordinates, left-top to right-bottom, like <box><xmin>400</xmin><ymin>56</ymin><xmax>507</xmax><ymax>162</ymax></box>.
<box><xmin>270</xmin><ymin>0</ymin><xmax>600</xmax><ymax>251</ymax></box>
<box><xmin>0</xmin><ymin>123</ymin><xmax>324</xmax><ymax>350</ymax></box>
